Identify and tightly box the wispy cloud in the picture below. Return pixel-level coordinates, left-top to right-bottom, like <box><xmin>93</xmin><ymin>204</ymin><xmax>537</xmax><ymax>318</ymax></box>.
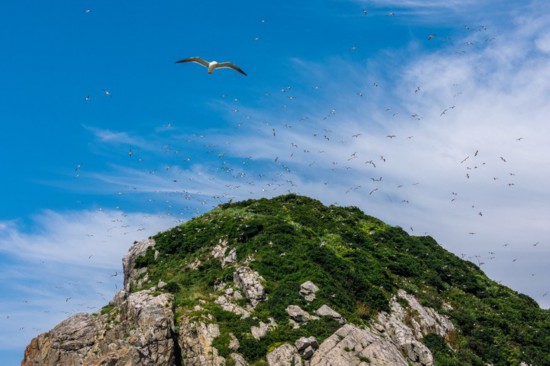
<box><xmin>83</xmin><ymin>125</ymin><xmax>156</xmax><ymax>150</ymax></box>
<box><xmin>186</xmin><ymin>4</ymin><xmax>550</xmax><ymax>307</ymax></box>
<box><xmin>0</xmin><ymin>210</ymin><xmax>178</xmax><ymax>351</ymax></box>
<box><xmin>358</xmin><ymin>0</ymin><xmax>520</xmax><ymax>25</ymax></box>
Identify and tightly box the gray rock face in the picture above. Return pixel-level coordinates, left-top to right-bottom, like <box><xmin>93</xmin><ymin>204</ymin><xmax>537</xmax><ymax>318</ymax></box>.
<box><xmin>23</xmin><ymin>313</ymin><xmax>98</xmax><ymax>366</ymax></box>
<box><xmin>310</xmin><ymin>324</ymin><xmax>408</xmax><ymax>366</ymax></box>
<box><xmin>233</xmin><ymin>266</ymin><xmax>266</xmax><ymax>307</ymax></box>
<box><xmin>120</xmin><ymin>290</ymin><xmax>176</xmax><ymax>365</ymax></box>
<box><xmin>299</xmin><ymin>281</ymin><xmax>320</xmax><ymax>302</ymax></box>
<box><xmin>267</xmin><ymin>343</ymin><xmax>302</xmax><ymax>366</ymax></box>
<box><xmin>373</xmin><ymin>289</ymin><xmax>456</xmax><ymax>366</ymax></box>
<box><xmin>178</xmin><ymin>314</ymin><xmax>225</xmax><ymax>366</ymax></box>
<box><xmin>394</xmin><ymin>289</ymin><xmax>454</xmax><ymax>339</ymax></box>
<box><xmin>123</xmin><ymin>238</ymin><xmax>156</xmax><ymax>291</ymax></box>
<box><xmin>23</xmin><ymin>289</ymin><xmax>177</xmax><ymax>366</ymax></box>
<box><xmin>373</xmin><ymin>290</ymin><xmax>460</xmax><ymax>366</ymax></box>
<box><xmin>287</xmin><ymin>305</ymin><xmax>320</xmax><ymax>329</ymax></box>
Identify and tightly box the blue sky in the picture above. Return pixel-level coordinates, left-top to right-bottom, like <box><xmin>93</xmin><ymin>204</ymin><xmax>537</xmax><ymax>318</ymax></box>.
<box><xmin>2</xmin><ymin>0</ymin><xmax>550</xmax><ymax>363</ymax></box>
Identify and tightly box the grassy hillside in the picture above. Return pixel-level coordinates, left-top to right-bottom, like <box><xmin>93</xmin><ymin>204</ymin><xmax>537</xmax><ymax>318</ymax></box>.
<box><xmin>131</xmin><ymin>194</ymin><xmax>550</xmax><ymax>365</ymax></box>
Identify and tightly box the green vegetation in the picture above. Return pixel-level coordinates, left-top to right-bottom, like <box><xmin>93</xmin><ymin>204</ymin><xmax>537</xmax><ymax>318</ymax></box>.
<box><xmin>100</xmin><ymin>303</ymin><xmax>115</xmax><ymax>315</ymax></box>
<box><xmin>358</xmin><ymin>355</ymin><xmax>371</xmax><ymax>363</ymax></box>
<box><xmin>132</xmin><ymin>194</ymin><xmax>550</xmax><ymax>365</ymax></box>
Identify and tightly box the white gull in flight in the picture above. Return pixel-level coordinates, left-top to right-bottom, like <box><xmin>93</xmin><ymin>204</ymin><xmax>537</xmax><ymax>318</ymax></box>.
<box><xmin>175</xmin><ymin>57</ymin><xmax>247</xmax><ymax>76</ymax></box>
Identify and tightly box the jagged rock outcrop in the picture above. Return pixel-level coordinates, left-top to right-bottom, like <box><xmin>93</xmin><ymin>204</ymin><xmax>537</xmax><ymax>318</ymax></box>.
<box><xmin>373</xmin><ymin>289</ymin><xmax>456</xmax><ymax>366</ymax></box>
<box><xmin>22</xmin><ymin>288</ymin><xmax>176</xmax><ymax>366</ymax></box>
<box><xmin>123</xmin><ymin>238</ymin><xmax>156</xmax><ymax>291</ymax></box>
<box><xmin>23</xmin><ymin>313</ymin><xmax>99</xmax><ymax>366</ymax></box>
<box><xmin>310</xmin><ymin>324</ymin><xmax>408</xmax><ymax>366</ymax></box>
<box><xmin>309</xmin><ymin>289</ymin><xmax>457</xmax><ymax>366</ymax></box>
<box><xmin>233</xmin><ymin>266</ymin><xmax>266</xmax><ymax>307</ymax></box>
<box><xmin>178</xmin><ymin>314</ymin><xmax>225</xmax><ymax>366</ymax></box>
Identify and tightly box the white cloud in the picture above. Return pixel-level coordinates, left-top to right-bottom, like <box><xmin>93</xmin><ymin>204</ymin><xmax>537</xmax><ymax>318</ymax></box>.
<box><xmin>535</xmin><ymin>33</ymin><xmax>550</xmax><ymax>53</ymax></box>
<box><xmin>356</xmin><ymin>0</ymin><xmax>519</xmax><ymax>24</ymax></box>
<box><xmin>0</xmin><ymin>210</ymin><xmax>178</xmax><ymax>351</ymax></box>
<box><xmin>83</xmin><ymin>125</ymin><xmax>156</xmax><ymax>151</ymax></box>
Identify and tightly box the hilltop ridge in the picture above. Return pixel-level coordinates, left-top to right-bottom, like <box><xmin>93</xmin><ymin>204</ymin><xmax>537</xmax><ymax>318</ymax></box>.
<box><xmin>23</xmin><ymin>194</ymin><xmax>550</xmax><ymax>365</ymax></box>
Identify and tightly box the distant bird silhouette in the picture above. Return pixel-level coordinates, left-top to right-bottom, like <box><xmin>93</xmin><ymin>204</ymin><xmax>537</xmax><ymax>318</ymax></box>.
<box><xmin>175</xmin><ymin>57</ymin><xmax>247</xmax><ymax>76</ymax></box>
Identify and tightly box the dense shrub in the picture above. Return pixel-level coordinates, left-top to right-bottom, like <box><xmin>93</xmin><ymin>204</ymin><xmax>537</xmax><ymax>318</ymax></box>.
<box><xmin>127</xmin><ymin>194</ymin><xmax>550</xmax><ymax>365</ymax></box>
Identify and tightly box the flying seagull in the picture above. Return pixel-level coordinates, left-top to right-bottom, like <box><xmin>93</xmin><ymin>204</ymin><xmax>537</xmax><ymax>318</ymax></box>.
<box><xmin>175</xmin><ymin>57</ymin><xmax>247</xmax><ymax>76</ymax></box>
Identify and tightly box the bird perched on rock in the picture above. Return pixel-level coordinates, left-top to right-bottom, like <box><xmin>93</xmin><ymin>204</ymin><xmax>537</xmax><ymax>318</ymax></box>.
<box><xmin>175</xmin><ymin>56</ymin><xmax>247</xmax><ymax>76</ymax></box>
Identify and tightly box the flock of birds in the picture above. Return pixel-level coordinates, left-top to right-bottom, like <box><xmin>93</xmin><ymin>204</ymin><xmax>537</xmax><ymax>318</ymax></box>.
<box><xmin>7</xmin><ymin>6</ymin><xmax>548</xmax><ymax>342</ymax></box>
<box><xmin>84</xmin><ymin>10</ymin><xmax>540</xmax><ymax>297</ymax></box>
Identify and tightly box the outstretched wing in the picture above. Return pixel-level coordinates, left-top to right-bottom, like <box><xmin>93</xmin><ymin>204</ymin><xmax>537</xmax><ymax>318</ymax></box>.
<box><xmin>175</xmin><ymin>57</ymin><xmax>209</xmax><ymax>67</ymax></box>
<box><xmin>217</xmin><ymin>62</ymin><xmax>247</xmax><ymax>76</ymax></box>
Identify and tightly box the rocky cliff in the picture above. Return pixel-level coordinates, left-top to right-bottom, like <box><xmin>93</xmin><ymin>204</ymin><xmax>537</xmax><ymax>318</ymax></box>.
<box><xmin>22</xmin><ymin>195</ymin><xmax>549</xmax><ymax>365</ymax></box>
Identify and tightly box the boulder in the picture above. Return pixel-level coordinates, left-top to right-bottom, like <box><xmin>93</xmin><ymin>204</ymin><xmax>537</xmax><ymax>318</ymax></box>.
<box><xmin>295</xmin><ymin>336</ymin><xmax>318</xmax><ymax>359</ymax></box>
<box><xmin>315</xmin><ymin>304</ymin><xmax>345</xmax><ymax>324</ymax></box>
<box><xmin>299</xmin><ymin>281</ymin><xmax>320</xmax><ymax>302</ymax></box>
<box><xmin>287</xmin><ymin>305</ymin><xmax>318</xmax><ymax>323</ymax></box>
<box><xmin>267</xmin><ymin>343</ymin><xmax>302</xmax><ymax>366</ymax></box>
